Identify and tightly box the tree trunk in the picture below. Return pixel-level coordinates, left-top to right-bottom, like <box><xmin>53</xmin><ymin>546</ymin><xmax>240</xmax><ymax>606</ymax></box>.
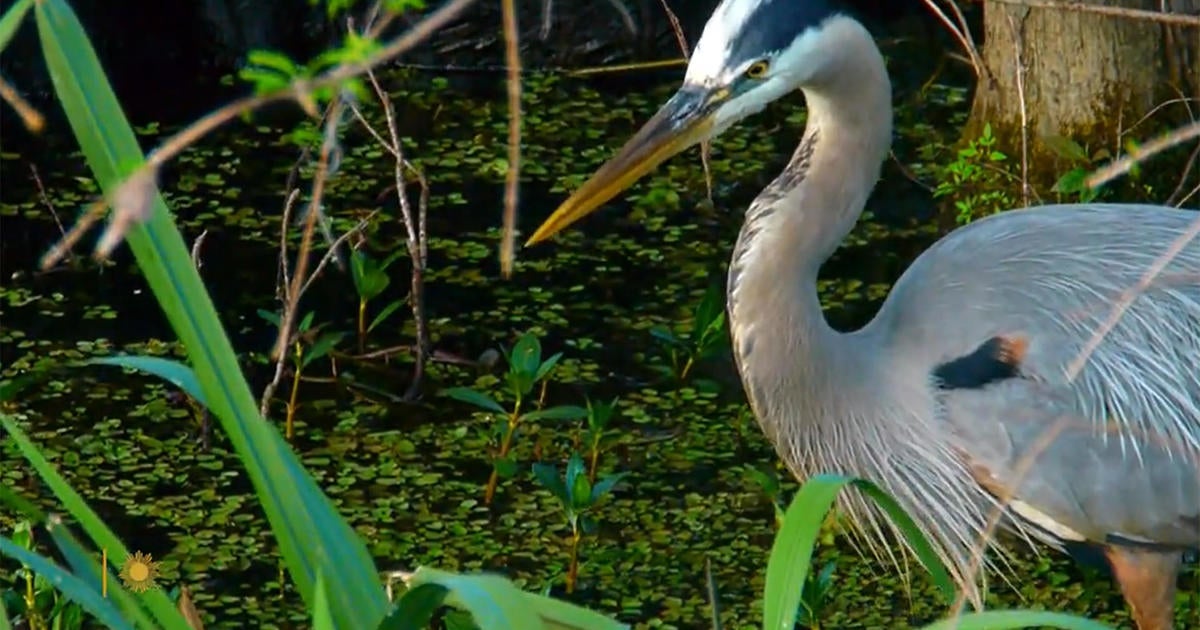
<box><xmin>964</xmin><ymin>0</ymin><xmax>1200</xmax><ymax>193</ymax></box>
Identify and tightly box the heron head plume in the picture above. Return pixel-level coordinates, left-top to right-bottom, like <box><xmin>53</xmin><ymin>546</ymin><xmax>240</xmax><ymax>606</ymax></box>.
<box><xmin>526</xmin><ymin>0</ymin><xmax>848</xmax><ymax>245</ymax></box>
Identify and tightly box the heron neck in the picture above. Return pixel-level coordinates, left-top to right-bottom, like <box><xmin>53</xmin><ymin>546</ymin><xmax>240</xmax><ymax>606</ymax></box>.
<box><xmin>726</xmin><ymin>26</ymin><xmax>893</xmax><ymax>448</ymax></box>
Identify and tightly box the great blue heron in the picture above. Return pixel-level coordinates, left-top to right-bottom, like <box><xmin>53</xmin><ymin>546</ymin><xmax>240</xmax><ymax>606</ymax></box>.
<box><xmin>525</xmin><ymin>1</ymin><xmax>1199</xmax><ymax>628</ymax></box>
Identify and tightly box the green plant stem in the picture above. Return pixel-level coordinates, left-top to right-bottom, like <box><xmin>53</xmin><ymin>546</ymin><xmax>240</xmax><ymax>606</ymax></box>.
<box><xmin>286</xmin><ymin>342</ymin><xmax>303</xmax><ymax>441</ymax></box>
<box><xmin>357</xmin><ymin>299</ymin><xmax>367</xmax><ymax>353</ymax></box>
<box><xmin>679</xmin><ymin>355</ymin><xmax>695</xmax><ymax>381</ymax></box>
<box><xmin>24</xmin><ymin>568</ymin><xmax>38</xmax><ymax>630</ymax></box>
<box><xmin>484</xmin><ymin>400</ymin><xmax>523</xmax><ymax>504</ymax></box>
<box><xmin>566</xmin><ymin>525</ymin><xmax>581</xmax><ymax>594</ymax></box>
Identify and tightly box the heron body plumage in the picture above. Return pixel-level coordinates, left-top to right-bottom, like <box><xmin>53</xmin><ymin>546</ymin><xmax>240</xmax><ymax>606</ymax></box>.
<box><xmin>527</xmin><ymin>1</ymin><xmax>1199</xmax><ymax>626</ymax></box>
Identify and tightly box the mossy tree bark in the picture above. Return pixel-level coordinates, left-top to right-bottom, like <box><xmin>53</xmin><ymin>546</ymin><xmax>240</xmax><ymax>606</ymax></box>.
<box><xmin>964</xmin><ymin>0</ymin><xmax>1200</xmax><ymax>195</ymax></box>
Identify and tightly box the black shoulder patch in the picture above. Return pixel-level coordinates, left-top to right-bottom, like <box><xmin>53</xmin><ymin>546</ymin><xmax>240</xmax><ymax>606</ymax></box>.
<box><xmin>933</xmin><ymin>335</ymin><xmax>1028</xmax><ymax>390</ymax></box>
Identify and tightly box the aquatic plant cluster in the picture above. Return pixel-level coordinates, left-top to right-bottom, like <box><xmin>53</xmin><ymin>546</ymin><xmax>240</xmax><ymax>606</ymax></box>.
<box><xmin>1</xmin><ymin>1</ymin><xmax>1196</xmax><ymax>629</ymax></box>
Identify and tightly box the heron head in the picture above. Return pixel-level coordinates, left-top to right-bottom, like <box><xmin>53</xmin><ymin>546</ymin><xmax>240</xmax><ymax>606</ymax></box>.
<box><xmin>526</xmin><ymin>0</ymin><xmax>847</xmax><ymax>245</ymax></box>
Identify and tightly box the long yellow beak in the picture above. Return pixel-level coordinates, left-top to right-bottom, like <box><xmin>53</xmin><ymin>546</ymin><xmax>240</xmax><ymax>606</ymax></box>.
<box><xmin>525</xmin><ymin>86</ymin><xmax>724</xmax><ymax>246</ymax></box>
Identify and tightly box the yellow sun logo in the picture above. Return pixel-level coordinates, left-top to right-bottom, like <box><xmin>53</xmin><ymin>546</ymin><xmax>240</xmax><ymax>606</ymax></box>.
<box><xmin>119</xmin><ymin>551</ymin><xmax>161</xmax><ymax>593</ymax></box>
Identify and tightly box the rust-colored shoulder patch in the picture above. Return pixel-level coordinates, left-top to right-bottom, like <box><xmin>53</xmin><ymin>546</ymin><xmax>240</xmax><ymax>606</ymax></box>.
<box><xmin>933</xmin><ymin>334</ymin><xmax>1028</xmax><ymax>391</ymax></box>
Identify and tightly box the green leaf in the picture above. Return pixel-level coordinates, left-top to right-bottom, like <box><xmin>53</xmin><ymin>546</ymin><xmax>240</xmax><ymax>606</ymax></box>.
<box><xmin>257</xmin><ymin>308</ymin><xmax>283</xmax><ymax>327</ymax></box>
<box><xmin>86</xmin><ymin>356</ymin><xmax>207</xmax><ymax>407</ymax></box>
<box><xmin>368</xmin><ymin>299</ymin><xmax>406</xmax><ymax>333</ymax></box>
<box><xmin>919</xmin><ymin>611</ymin><xmax>1114</xmax><ymax>630</ymax></box>
<box><xmin>441</xmin><ymin>387</ymin><xmax>506</xmax><ymax>414</ymax></box>
<box><xmin>1042</xmin><ymin>134</ymin><xmax>1089</xmax><ymax>164</ymax></box>
<box><xmin>493</xmin><ymin>456</ymin><xmax>518</xmax><ymax>479</ymax></box>
<box><xmin>350</xmin><ymin>251</ymin><xmax>371</xmax><ymax>296</ymax></box>
<box><xmin>0</xmin><ymin>593</ymin><xmax>12</xmax><ymax>630</ymax></box>
<box><xmin>762</xmin><ymin>474</ymin><xmax>956</xmax><ymax>630</ymax></box>
<box><xmin>0</xmin><ymin>535</ymin><xmax>132</xmax><ymax>630</ymax></box>
<box><xmin>35</xmin><ymin>2</ymin><xmax>389</xmax><ymax>626</ymax></box>
<box><xmin>691</xmin><ymin>282</ymin><xmax>726</xmax><ymax>344</ymax></box>
<box><xmin>1052</xmin><ymin>168</ymin><xmax>1088</xmax><ymax>195</ymax></box>
<box><xmin>245</xmin><ymin>49</ymin><xmax>301</xmax><ymax>78</ymax></box>
<box><xmin>507</xmin><ymin>370</ymin><xmax>535</xmax><ymax>399</ymax></box>
<box><xmin>534</xmin><ymin>352</ymin><xmax>563</xmax><ymax>383</ymax></box>
<box><xmin>531</xmin><ymin>462</ymin><xmax>567</xmax><ymax>504</ymax></box>
<box><xmin>299</xmin><ymin>311</ymin><xmax>316</xmax><ymax>333</ymax></box>
<box><xmin>302</xmin><ymin>331</ymin><xmax>348</xmax><ymax>369</ymax></box>
<box><xmin>589</xmin><ymin>472</ymin><xmax>627</xmax><ymax>503</ymax></box>
<box><xmin>566</xmin><ymin>454</ymin><xmax>591</xmax><ymax>510</ymax></box>
<box><xmin>586</xmin><ymin>397</ymin><xmax>617</xmax><ymax>431</ymax></box>
<box><xmin>510</xmin><ymin>333</ymin><xmax>542</xmax><ymax>378</ymax></box>
<box><xmin>519</xmin><ymin>589</ymin><xmax>629</xmax><ymax>630</ymax></box>
<box><xmin>379</xmin><ymin>249</ymin><xmax>406</xmax><ymax>271</ymax></box>
<box><xmin>519</xmin><ymin>405</ymin><xmax>588</xmax><ymax>422</ymax></box>
<box><xmin>404</xmin><ymin>568</ymin><xmax>542</xmax><ymax>630</ymax></box>
<box><xmin>0</xmin><ymin>0</ymin><xmax>34</xmax><ymax>54</ymax></box>
<box><xmin>649</xmin><ymin>326</ymin><xmax>682</xmax><ymax>348</ymax></box>
<box><xmin>362</xmin><ymin>271</ymin><xmax>390</xmax><ymax>301</ymax></box>
<box><xmin>377</xmin><ymin>583</ymin><xmax>448</xmax><ymax>630</ymax></box>
<box><xmin>0</xmin><ymin>415</ymin><xmax>188</xmax><ymax>629</ymax></box>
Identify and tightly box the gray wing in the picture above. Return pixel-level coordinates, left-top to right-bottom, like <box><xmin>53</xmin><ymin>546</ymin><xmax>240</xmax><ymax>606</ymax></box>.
<box><xmin>868</xmin><ymin>203</ymin><xmax>1200</xmax><ymax>547</ymax></box>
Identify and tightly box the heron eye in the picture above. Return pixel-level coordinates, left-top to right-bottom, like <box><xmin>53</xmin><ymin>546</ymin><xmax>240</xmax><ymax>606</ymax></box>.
<box><xmin>745</xmin><ymin>60</ymin><xmax>770</xmax><ymax>79</ymax></box>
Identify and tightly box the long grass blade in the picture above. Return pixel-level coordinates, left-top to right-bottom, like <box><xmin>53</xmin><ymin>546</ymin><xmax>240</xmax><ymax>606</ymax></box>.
<box><xmin>0</xmin><ymin>0</ymin><xmax>33</xmax><ymax>52</ymax></box>
<box><xmin>0</xmin><ymin>414</ymin><xmax>185</xmax><ymax>628</ymax></box>
<box><xmin>405</xmin><ymin>568</ymin><xmax>544</xmax><ymax>630</ymax></box>
<box><xmin>0</xmin><ymin>535</ymin><xmax>133</xmax><ymax>630</ymax></box>
<box><xmin>312</xmin><ymin>571</ymin><xmax>336</xmax><ymax>630</ymax></box>
<box><xmin>378</xmin><ymin>583</ymin><xmax>449</xmax><ymax>630</ymax></box>
<box><xmin>919</xmin><ymin>610</ymin><xmax>1115</xmax><ymax>630</ymax></box>
<box><xmin>34</xmin><ymin>2</ymin><xmax>389</xmax><ymax>626</ymax></box>
<box><xmin>520</xmin><ymin>589</ymin><xmax>630</xmax><ymax>630</ymax></box>
<box><xmin>761</xmin><ymin>474</ymin><xmax>955</xmax><ymax>630</ymax></box>
<box><xmin>87</xmin><ymin>356</ymin><xmax>208</xmax><ymax>407</ymax></box>
<box><xmin>45</xmin><ymin>515</ymin><xmax>184</xmax><ymax>630</ymax></box>
<box><xmin>0</xmin><ymin>592</ymin><xmax>11</xmax><ymax>630</ymax></box>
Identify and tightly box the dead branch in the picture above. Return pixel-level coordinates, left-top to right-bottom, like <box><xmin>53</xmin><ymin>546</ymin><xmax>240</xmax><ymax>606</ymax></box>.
<box><xmin>0</xmin><ymin>74</ymin><xmax>44</xmax><ymax>133</ymax></box>
<box><xmin>1086</xmin><ymin>120</ymin><xmax>1200</xmax><ymax>189</ymax></box>
<box><xmin>40</xmin><ymin>0</ymin><xmax>479</xmax><ymax>271</ymax></box>
<box><xmin>921</xmin><ymin>0</ymin><xmax>984</xmax><ymax>77</ymax></box>
<box><xmin>499</xmin><ymin>0</ymin><xmax>523</xmax><ymax>278</ymax></box>
<box><xmin>658</xmin><ymin>0</ymin><xmax>714</xmax><ymax>204</ymax></box>
<box><xmin>28</xmin><ymin>165</ymin><xmax>75</xmax><ymax>265</ymax></box>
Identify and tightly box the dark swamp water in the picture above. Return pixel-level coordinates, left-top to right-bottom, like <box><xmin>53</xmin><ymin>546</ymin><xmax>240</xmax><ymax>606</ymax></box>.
<box><xmin>2</xmin><ymin>8</ymin><xmax>1198</xmax><ymax>630</ymax></box>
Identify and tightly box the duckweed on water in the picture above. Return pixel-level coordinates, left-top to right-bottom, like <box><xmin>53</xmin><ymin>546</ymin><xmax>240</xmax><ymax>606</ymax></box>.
<box><xmin>3</xmin><ymin>58</ymin><xmax>1196</xmax><ymax>629</ymax></box>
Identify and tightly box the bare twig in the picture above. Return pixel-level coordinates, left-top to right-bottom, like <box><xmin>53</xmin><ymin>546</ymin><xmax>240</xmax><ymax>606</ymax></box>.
<box><xmin>1166</xmin><ymin>142</ymin><xmax>1200</xmax><ymax>207</ymax></box>
<box><xmin>1005</xmin><ymin>13</ymin><xmax>1031</xmax><ymax>207</ymax></box>
<box><xmin>350</xmin><ymin>62</ymin><xmax>434</xmax><ymax>399</ymax></box>
<box><xmin>273</xmin><ymin>97</ymin><xmax>346</xmax><ymax>360</ymax></box>
<box><xmin>658</xmin><ymin>0</ymin><xmax>713</xmax><ymax>203</ymax></box>
<box><xmin>1086</xmin><ymin>120</ymin><xmax>1200</xmax><ymax>189</ymax></box>
<box><xmin>988</xmin><ymin>0</ymin><xmax>1200</xmax><ymax>27</ymax></box>
<box><xmin>0</xmin><ymin>74</ymin><xmax>44</xmax><ymax>133</ymax></box>
<box><xmin>260</xmin><ymin>189</ymin><xmax>302</xmax><ymax>419</ymax></box>
<box><xmin>28</xmin><ymin>165</ymin><xmax>76</xmax><ymax>264</ymax></box>
<box><xmin>297</xmin><ymin>213</ymin><xmax>375</xmax><ymax>298</ymax></box>
<box><xmin>190</xmin><ymin>230</ymin><xmax>209</xmax><ymax>269</ymax></box>
<box><xmin>499</xmin><ymin>0</ymin><xmax>523</xmax><ymax>278</ymax></box>
<box><xmin>539</xmin><ymin>0</ymin><xmax>636</xmax><ymax>39</ymax></box>
<box><xmin>920</xmin><ymin>0</ymin><xmax>984</xmax><ymax>78</ymax></box>
<box><xmin>40</xmin><ymin>0</ymin><xmax>479</xmax><ymax>271</ymax></box>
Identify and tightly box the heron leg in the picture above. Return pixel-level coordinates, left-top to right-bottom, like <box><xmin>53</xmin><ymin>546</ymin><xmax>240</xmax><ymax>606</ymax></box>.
<box><xmin>1103</xmin><ymin>545</ymin><xmax>1181</xmax><ymax>630</ymax></box>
